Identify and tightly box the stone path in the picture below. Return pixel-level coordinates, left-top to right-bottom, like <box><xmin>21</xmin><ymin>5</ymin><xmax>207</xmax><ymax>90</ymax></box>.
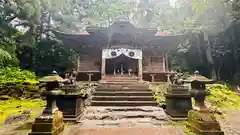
<box><xmin>67</xmin><ymin>127</ymin><xmax>186</xmax><ymax>135</ymax></box>
<box><xmin>79</xmin><ymin>106</ymin><xmax>168</xmax><ymax>128</ymax></box>
<box><xmin>65</xmin><ymin>106</ymin><xmax>186</xmax><ymax>135</ymax></box>
<box><xmin>217</xmin><ymin>110</ymin><xmax>240</xmax><ymax>135</ymax></box>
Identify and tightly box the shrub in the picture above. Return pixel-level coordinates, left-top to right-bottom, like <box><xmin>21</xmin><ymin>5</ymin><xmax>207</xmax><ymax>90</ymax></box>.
<box><xmin>0</xmin><ymin>67</ymin><xmax>39</xmax><ymax>98</ymax></box>
<box><xmin>0</xmin><ymin>48</ymin><xmax>19</xmax><ymax>67</ymax></box>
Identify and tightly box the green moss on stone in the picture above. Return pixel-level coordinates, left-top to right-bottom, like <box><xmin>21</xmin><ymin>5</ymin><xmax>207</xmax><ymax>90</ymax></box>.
<box><xmin>0</xmin><ymin>98</ymin><xmax>45</xmax><ymax>125</ymax></box>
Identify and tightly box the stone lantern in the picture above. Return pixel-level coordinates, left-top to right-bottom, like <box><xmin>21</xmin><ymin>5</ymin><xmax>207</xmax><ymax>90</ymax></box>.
<box><xmin>183</xmin><ymin>71</ymin><xmax>224</xmax><ymax>135</ymax></box>
<box><xmin>165</xmin><ymin>84</ymin><xmax>192</xmax><ymax>120</ymax></box>
<box><xmin>29</xmin><ymin>71</ymin><xmax>65</xmax><ymax>135</ymax></box>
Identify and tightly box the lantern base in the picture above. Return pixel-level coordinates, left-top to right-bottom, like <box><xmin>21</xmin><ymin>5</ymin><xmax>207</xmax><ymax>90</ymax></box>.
<box><xmin>29</xmin><ymin>111</ymin><xmax>65</xmax><ymax>135</ymax></box>
<box><xmin>186</xmin><ymin>110</ymin><xmax>224</xmax><ymax>135</ymax></box>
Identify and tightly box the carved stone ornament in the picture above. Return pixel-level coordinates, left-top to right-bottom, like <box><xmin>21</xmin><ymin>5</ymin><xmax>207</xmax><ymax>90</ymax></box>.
<box><xmin>102</xmin><ymin>48</ymin><xmax>142</xmax><ymax>59</ymax></box>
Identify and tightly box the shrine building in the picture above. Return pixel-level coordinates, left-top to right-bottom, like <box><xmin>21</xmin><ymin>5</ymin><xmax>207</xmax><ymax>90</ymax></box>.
<box><xmin>53</xmin><ymin>16</ymin><xmax>187</xmax><ymax>82</ymax></box>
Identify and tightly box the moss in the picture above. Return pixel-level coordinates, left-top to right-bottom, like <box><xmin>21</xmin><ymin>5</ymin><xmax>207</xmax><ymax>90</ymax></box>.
<box><xmin>0</xmin><ymin>98</ymin><xmax>45</xmax><ymax>125</ymax></box>
<box><xmin>184</xmin><ymin>127</ymin><xmax>197</xmax><ymax>135</ymax></box>
<box><xmin>54</xmin><ymin>89</ymin><xmax>88</xmax><ymax>97</ymax></box>
<box><xmin>206</xmin><ymin>84</ymin><xmax>240</xmax><ymax>110</ymax></box>
<box><xmin>169</xmin><ymin>120</ymin><xmax>186</xmax><ymax>126</ymax></box>
<box><xmin>149</xmin><ymin>83</ymin><xmax>168</xmax><ymax>104</ymax></box>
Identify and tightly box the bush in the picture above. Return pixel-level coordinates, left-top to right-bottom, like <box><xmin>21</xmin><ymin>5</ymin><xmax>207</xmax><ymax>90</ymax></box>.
<box><xmin>0</xmin><ymin>67</ymin><xmax>39</xmax><ymax>98</ymax></box>
<box><xmin>0</xmin><ymin>48</ymin><xmax>19</xmax><ymax>67</ymax></box>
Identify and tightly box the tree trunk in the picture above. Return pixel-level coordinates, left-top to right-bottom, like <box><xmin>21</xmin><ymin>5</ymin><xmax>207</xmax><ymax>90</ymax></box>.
<box><xmin>217</xmin><ymin>60</ymin><xmax>222</xmax><ymax>80</ymax></box>
<box><xmin>203</xmin><ymin>31</ymin><xmax>216</xmax><ymax>79</ymax></box>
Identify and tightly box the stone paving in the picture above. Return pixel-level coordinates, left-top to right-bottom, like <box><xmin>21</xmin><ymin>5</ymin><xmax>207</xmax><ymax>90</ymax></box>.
<box><xmin>217</xmin><ymin>110</ymin><xmax>240</xmax><ymax>135</ymax></box>
<box><xmin>67</xmin><ymin>127</ymin><xmax>186</xmax><ymax>135</ymax></box>
<box><xmin>79</xmin><ymin>106</ymin><xmax>168</xmax><ymax>128</ymax></box>
<box><xmin>65</xmin><ymin>106</ymin><xmax>187</xmax><ymax>135</ymax></box>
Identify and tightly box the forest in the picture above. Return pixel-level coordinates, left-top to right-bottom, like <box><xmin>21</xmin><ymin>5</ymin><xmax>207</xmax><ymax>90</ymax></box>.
<box><xmin>1</xmin><ymin>0</ymin><xmax>240</xmax><ymax>83</ymax></box>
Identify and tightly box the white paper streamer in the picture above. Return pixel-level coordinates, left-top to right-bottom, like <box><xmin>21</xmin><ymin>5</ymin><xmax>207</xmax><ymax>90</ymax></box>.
<box><xmin>102</xmin><ymin>48</ymin><xmax>142</xmax><ymax>59</ymax></box>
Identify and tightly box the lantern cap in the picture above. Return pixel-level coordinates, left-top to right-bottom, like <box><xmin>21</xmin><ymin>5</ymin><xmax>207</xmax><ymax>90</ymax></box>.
<box><xmin>183</xmin><ymin>70</ymin><xmax>214</xmax><ymax>83</ymax></box>
<box><xmin>39</xmin><ymin>71</ymin><xmax>64</xmax><ymax>83</ymax></box>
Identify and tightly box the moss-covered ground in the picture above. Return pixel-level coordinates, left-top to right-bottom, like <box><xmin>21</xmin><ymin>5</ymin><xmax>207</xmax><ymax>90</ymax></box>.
<box><xmin>150</xmin><ymin>83</ymin><xmax>240</xmax><ymax>135</ymax></box>
<box><xmin>0</xmin><ymin>97</ymin><xmax>45</xmax><ymax>125</ymax></box>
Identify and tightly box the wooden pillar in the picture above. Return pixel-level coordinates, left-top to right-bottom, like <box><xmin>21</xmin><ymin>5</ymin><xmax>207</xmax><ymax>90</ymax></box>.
<box><xmin>77</xmin><ymin>55</ymin><xmax>80</xmax><ymax>72</ymax></box>
<box><xmin>165</xmin><ymin>51</ymin><xmax>169</xmax><ymax>71</ymax></box>
<box><xmin>101</xmin><ymin>58</ymin><xmax>105</xmax><ymax>77</ymax></box>
<box><xmin>138</xmin><ymin>58</ymin><xmax>143</xmax><ymax>80</ymax></box>
<box><xmin>150</xmin><ymin>74</ymin><xmax>156</xmax><ymax>82</ymax></box>
<box><xmin>162</xmin><ymin>52</ymin><xmax>166</xmax><ymax>72</ymax></box>
<box><xmin>166</xmin><ymin>74</ymin><xmax>171</xmax><ymax>84</ymax></box>
<box><xmin>88</xmin><ymin>73</ymin><xmax>93</xmax><ymax>82</ymax></box>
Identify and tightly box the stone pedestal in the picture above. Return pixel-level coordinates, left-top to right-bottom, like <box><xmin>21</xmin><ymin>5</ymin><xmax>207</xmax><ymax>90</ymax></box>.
<box><xmin>29</xmin><ymin>111</ymin><xmax>64</xmax><ymax>135</ymax></box>
<box><xmin>56</xmin><ymin>95</ymin><xmax>86</xmax><ymax>122</ymax></box>
<box><xmin>165</xmin><ymin>85</ymin><xmax>192</xmax><ymax>120</ymax></box>
<box><xmin>186</xmin><ymin>110</ymin><xmax>224</xmax><ymax>135</ymax></box>
<box><xmin>29</xmin><ymin>91</ymin><xmax>64</xmax><ymax>135</ymax></box>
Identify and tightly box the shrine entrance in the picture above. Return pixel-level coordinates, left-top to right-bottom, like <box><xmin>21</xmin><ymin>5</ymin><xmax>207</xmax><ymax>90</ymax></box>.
<box><xmin>105</xmin><ymin>54</ymin><xmax>138</xmax><ymax>76</ymax></box>
<box><xmin>101</xmin><ymin>48</ymin><xmax>143</xmax><ymax>78</ymax></box>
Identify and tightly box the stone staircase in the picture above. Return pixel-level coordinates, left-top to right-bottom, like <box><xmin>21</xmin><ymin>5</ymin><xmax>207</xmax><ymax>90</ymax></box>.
<box><xmin>91</xmin><ymin>88</ymin><xmax>156</xmax><ymax>106</ymax></box>
<box><xmin>91</xmin><ymin>77</ymin><xmax>156</xmax><ymax>106</ymax></box>
<box><xmin>79</xmin><ymin>77</ymin><xmax>168</xmax><ymax>128</ymax></box>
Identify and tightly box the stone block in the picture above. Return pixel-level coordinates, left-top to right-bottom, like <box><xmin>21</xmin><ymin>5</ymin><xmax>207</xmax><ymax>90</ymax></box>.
<box><xmin>29</xmin><ymin>111</ymin><xmax>64</xmax><ymax>135</ymax></box>
<box><xmin>165</xmin><ymin>94</ymin><xmax>192</xmax><ymax>118</ymax></box>
<box><xmin>56</xmin><ymin>95</ymin><xmax>85</xmax><ymax>122</ymax></box>
<box><xmin>186</xmin><ymin>110</ymin><xmax>224</xmax><ymax>135</ymax></box>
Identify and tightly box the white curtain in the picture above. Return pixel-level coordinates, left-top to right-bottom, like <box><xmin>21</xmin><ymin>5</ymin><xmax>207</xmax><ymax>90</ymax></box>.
<box><xmin>102</xmin><ymin>48</ymin><xmax>142</xmax><ymax>59</ymax></box>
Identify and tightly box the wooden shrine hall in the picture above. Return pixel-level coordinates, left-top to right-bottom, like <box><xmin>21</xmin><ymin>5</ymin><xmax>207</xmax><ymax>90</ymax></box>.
<box><xmin>53</xmin><ymin>16</ymin><xmax>187</xmax><ymax>82</ymax></box>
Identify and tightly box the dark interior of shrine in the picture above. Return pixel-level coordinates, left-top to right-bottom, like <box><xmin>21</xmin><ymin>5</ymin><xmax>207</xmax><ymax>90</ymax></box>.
<box><xmin>105</xmin><ymin>54</ymin><xmax>138</xmax><ymax>75</ymax></box>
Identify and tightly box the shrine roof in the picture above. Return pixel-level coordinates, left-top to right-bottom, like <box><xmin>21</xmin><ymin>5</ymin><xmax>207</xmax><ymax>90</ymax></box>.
<box><xmin>53</xmin><ymin>29</ymin><xmax>187</xmax><ymax>47</ymax></box>
<box><xmin>52</xmin><ymin>16</ymin><xmax>188</xmax><ymax>50</ymax></box>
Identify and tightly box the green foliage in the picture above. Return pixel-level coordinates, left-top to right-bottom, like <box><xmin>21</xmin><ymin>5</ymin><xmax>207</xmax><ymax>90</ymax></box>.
<box><xmin>53</xmin><ymin>89</ymin><xmax>88</xmax><ymax>97</ymax></box>
<box><xmin>206</xmin><ymin>84</ymin><xmax>240</xmax><ymax>110</ymax></box>
<box><xmin>32</xmin><ymin>40</ymin><xmax>78</xmax><ymax>76</ymax></box>
<box><xmin>0</xmin><ymin>67</ymin><xmax>39</xmax><ymax>98</ymax></box>
<box><xmin>150</xmin><ymin>83</ymin><xmax>168</xmax><ymax>104</ymax></box>
<box><xmin>0</xmin><ymin>67</ymin><xmax>38</xmax><ymax>84</ymax></box>
<box><xmin>0</xmin><ymin>98</ymin><xmax>45</xmax><ymax>125</ymax></box>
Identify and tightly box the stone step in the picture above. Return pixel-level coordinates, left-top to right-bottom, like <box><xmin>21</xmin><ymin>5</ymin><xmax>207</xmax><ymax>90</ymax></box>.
<box><xmin>101</xmin><ymin>77</ymin><xmax>140</xmax><ymax>80</ymax></box>
<box><xmin>84</xmin><ymin>111</ymin><xmax>167</xmax><ymax>120</ymax></box>
<box><xmin>91</xmin><ymin>101</ymin><xmax>157</xmax><ymax>106</ymax></box>
<box><xmin>85</xmin><ymin>106</ymin><xmax>164</xmax><ymax>112</ymax></box>
<box><xmin>93</xmin><ymin>91</ymin><xmax>153</xmax><ymax>96</ymax></box>
<box><xmin>95</xmin><ymin>88</ymin><xmax>151</xmax><ymax>92</ymax></box>
<box><xmin>100</xmin><ymin>82</ymin><xmax>146</xmax><ymax>84</ymax></box>
<box><xmin>99</xmin><ymin>84</ymin><xmax>149</xmax><ymax>89</ymax></box>
<box><xmin>92</xmin><ymin>96</ymin><xmax>154</xmax><ymax>101</ymax></box>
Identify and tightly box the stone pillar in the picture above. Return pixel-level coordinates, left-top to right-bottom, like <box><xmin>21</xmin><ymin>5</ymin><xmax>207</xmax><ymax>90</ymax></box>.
<box><xmin>138</xmin><ymin>58</ymin><xmax>143</xmax><ymax>80</ymax></box>
<box><xmin>101</xmin><ymin>58</ymin><xmax>105</xmax><ymax>77</ymax></box>
<box><xmin>150</xmin><ymin>74</ymin><xmax>156</xmax><ymax>82</ymax></box>
<box><xmin>88</xmin><ymin>73</ymin><xmax>93</xmax><ymax>82</ymax></box>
